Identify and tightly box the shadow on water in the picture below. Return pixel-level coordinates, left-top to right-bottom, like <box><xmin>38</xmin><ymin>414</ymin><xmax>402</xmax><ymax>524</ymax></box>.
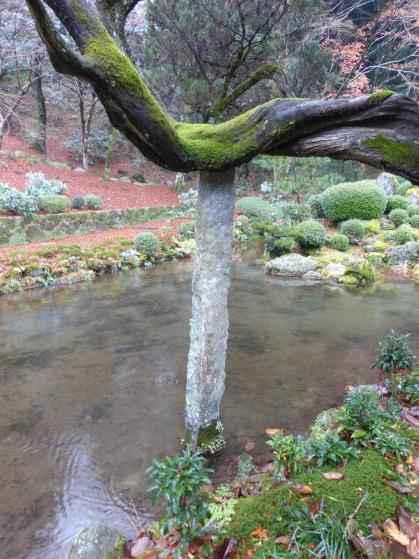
<box><xmin>0</xmin><ymin>261</ymin><xmax>418</xmax><ymax>558</ymax></box>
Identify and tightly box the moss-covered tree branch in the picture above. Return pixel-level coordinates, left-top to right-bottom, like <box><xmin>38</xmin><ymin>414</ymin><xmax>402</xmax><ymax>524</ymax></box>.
<box><xmin>28</xmin><ymin>0</ymin><xmax>419</xmax><ymax>182</ymax></box>
<box><xmin>208</xmin><ymin>63</ymin><xmax>280</xmax><ymax>120</ymax></box>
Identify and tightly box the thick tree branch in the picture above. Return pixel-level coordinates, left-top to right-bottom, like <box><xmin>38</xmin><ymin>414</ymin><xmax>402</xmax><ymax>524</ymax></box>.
<box><xmin>27</xmin><ymin>0</ymin><xmax>419</xmax><ymax>181</ymax></box>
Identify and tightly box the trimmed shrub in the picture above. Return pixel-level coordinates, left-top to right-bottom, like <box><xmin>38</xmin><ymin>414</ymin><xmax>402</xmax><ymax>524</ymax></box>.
<box><xmin>322</xmin><ymin>180</ymin><xmax>386</xmax><ymax>222</ymax></box>
<box><xmin>386</xmin><ymin>195</ymin><xmax>408</xmax><ymax>213</ymax></box>
<box><xmin>178</xmin><ymin>221</ymin><xmax>195</xmax><ymax>240</ymax></box>
<box><xmin>38</xmin><ymin>195</ymin><xmax>71</xmax><ymax>214</ymax></box>
<box><xmin>0</xmin><ymin>187</ymin><xmax>38</xmax><ymax>216</ymax></box>
<box><xmin>134</xmin><ymin>232</ymin><xmax>159</xmax><ymax>257</ymax></box>
<box><xmin>236</xmin><ymin>196</ymin><xmax>276</xmax><ymax>220</ymax></box>
<box><xmin>407</xmin><ymin>204</ymin><xmax>419</xmax><ymax>217</ymax></box>
<box><xmin>84</xmin><ymin>194</ymin><xmax>103</xmax><ymax>210</ymax></box>
<box><xmin>389</xmin><ymin>208</ymin><xmax>409</xmax><ymax>227</ymax></box>
<box><xmin>26</xmin><ymin>172</ymin><xmax>67</xmax><ymax>197</ymax></box>
<box><xmin>308</xmin><ymin>194</ymin><xmax>325</xmax><ymax>218</ymax></box>
<box><xmin>394</xmin><ymin>224</ymin><xmax>415</xmax><ymax>245</ymax></box>
<box><xmin>409</xmin><ymin>214</ymin><xmax>419</xmax><ymax>229</ymax></box>
<box><xmin>296</xmin><ymin>220</ymin><xmax>326</xmax><ymax>249</ymax></box>
<box><xmin>72</xmin><ymin>196</ymin><xmax>85</xmax><ymax>210</ymax></box>
<box><xmin>328</xmin><ymin>233</ymin><xmax>349</xmax><ymax>252</ymax></box>
<box><xmin>269</xmin><ymin>237</ymin><xmax>296</xmax><ymax>257</ymax></box>
<box><xmin>278</xmin><ymin>201</ymin><xmax>311</xmax><ymax>223</ymax></box>
<box><xmin>340</xmin><ymin>219</ymin><xmax>366</xmax><ymax>241</ymax></box>
<box><xmin>365</xmin><ymin>219</ymin><xmax>381</xmax><ymax>235</ymax></box>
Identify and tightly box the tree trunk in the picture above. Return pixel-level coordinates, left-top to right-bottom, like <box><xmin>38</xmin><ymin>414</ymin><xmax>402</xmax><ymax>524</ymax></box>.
<box><xmin>103</xmin><ymin>128</ymin><xmax>117</xmax><ymax>180</ymax></box>
<box><xmin>32</xmin><ymin>62</ymin><xmax>47</xmax><ymax>154</ymax></box>
<box><xmin>185</xmin><ymin>168</ymin><xmax>236</xmax><ymax>450</ymax></box>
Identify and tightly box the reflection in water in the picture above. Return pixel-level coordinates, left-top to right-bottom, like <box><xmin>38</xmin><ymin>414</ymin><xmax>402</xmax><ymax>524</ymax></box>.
<box><xmin>0</xmin><ymin>262</ymin><xmax>418</xmax><ymax>558</ymax></box>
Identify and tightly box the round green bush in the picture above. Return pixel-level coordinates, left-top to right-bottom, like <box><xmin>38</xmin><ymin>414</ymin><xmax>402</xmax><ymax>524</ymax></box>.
<box><xmin>394</xmin><ymin>224</ymin><xmax>415</xmax><ymax>245</ymax></box>
<box><xmin>329</xmin><ymin>233</ymin><xmax>349</xmax><ymax>252</ymax></box>
<box><xmin>179</xmin><ymin>221</ymin><xmax>195</xmax><ymax>239</ymax></box>
<box><xmin>322</xmin><ymin>180</ymin><xmax>386</xmax><ymax>222</ymax></box>
<box><xmin>84</xmin><ymin>194</ymin><xmax>103</xmax><ymax>210</ymax></box>
<box><xmin>340</xmin><ymin>219</ymin><xmax>366</xmax><ymax>241</ymax></box>
<box><xmin>72</xmin><ymin>196</ymin><xmax>85</xmax><ymax>209</ymax></box>
<box><xmin>389</xmin><ymin>208</ymin><xmax>409</xmax><ymax>227</ymax></box>
<box><xmin>236</xmin><ymin>196</ymin><xmax>276</xmax><ymax>219</ymax></box>
<box><xmin>134</xmin><ymin>232</ymin><xmax>160</xmax><ymax>257</ymax></box>
<box><xmin>407</xmin><ymin>204</ymin><xmax>419</xmax><ymax>217</ymax></box>
<box><xmin>296</xmin><ymin>219</ymin><xmax>326</xmax><ymax>249</ymax></box>
<box><xmin>38</xmin><ymin>195</ymin><xmax>70</xmax><ymax>214</ymax></box>
<box><xmin>408</xmin><ymin>214</ymin><xmax>419</xmax><ymax>229</ymax></box>
<box><xmin>386</xmin><ymin>195</ymin><xmax>408</xmax><ymax>213</ymax></box>
<box><xmin>308</xmin><ymin>194</ymin><xmax>325</xmax><ymax>218</ymax></box>
<box><xmin>269</xmin><ymin>237</ymin><xmax>296</xmax><ymax>257</ymax></box>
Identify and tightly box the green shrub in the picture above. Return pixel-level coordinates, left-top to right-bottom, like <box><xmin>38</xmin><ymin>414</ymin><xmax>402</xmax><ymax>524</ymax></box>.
<box><xmin>278</xmin><ymin>201</ymin><xmax>312</xmax><ymax>223</ymax></box>
<box><xmin>328</xmin><ymin>234</ymin><xmax>349</xmax><ymax>252</ymax></box>
<box><xmin>295</xmin><ymin>220</ymin><xmax>326</xmax><ymax>249</ymax></box>
<box><xmin>407</xmin><ymin>204</ymin><xmax>419</xmax><ymax>217</ymax></box>
<box><xmin>268</xmin><ymin>237</ymin><xmax>296</xmax><ymax>257</ymax></box>
<box><xmin>147</xmin><ymin>446</ymin><xmax>211</xmax><ymax>556</ymax></box>
<box><xmin>38</xmin><ymin>195</ymin><xmax>70</xmax><ymax>214</ymax></box>
<box><xmin>267</xmin><ymin>432</ymin><xmax>306</xmax><ymax>477</ymax></box>
<box><xmin>307</xmin><ymin>431</ymin><xmax>358</xmax><ymax>467</ymax></box>
<box><xmin>26</xmin><ymin>171</ymin><xmax>67</xmax><ymax>197</ymax></box>
<box><xmin>308</xmin><ymin>193</ymin><xmax>325</xmax><ymax>218</ymax></box>
<box><xmin>72</xmin><ymin>196</ymin><xmax>85</xmax><ymax>209</ymax></box>
<box><xmin>409</xmin><ymin>214</ymin><xmax>419</xmax><ymax>228</ymax></box>
<box><xmin>0</xmin><ymin>187</ymin><xmax>38</xmax><ymax>216</ymax></box>
<box><xmin>322</xmin><ymin>180</ymin><xmax>386</xmax><ymax>222</ymax></box>
<box><xmin>178</xmin><ymin>221</ymin><xmax>195</xmax><ymax>240</ymax></box>
<box><xmin>134</xmin><ymin>232</ymin><xmax>159</xmax><ymax>257</ymax></box>
<box><xmin>365</xmin><ymin>219</ymin><xmax>381</xmax><ymax>235</ymax></box>
<box><xmin>386</xmin><ymin>194</ymin><xmax>408</xmax><ymax>213</ymax></box>
<box><xmin>340</xmin><ymin>219</ymin><xmax>366</xmax><ymax>240</ymax></box>
<box><xmin>372</xmin><ymin>330</ymin><xmax>416</xmax><ymax>375</ymax></box>
<box><xmin>389</xmin><ymin>208</ymin><xmax>409</xmax><ymax>226</ymax></box>
<box><xmin>84</xmin><ymin>194</ymin><xmax>103</xmax><ymax>210</ymax></box>
<box><xmin>236</xmin><ymin>196</ymin><xmax>276</xmax><ymax>219</ymax></box>
<box><xmin>394</xmin><ymin>224</ymin><xmax>415</xmax><ymax>245</ymax></box>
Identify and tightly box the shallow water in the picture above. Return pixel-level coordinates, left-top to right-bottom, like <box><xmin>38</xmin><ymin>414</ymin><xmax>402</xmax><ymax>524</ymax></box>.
<box><xmin>0</xmin><ymin>262</ymin><xmax>418</xmax><ymax>558</ymax></box>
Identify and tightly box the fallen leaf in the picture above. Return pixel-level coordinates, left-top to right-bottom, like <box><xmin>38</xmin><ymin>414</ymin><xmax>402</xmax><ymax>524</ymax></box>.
<box><xmin>292</xmin><ymin>484</ymin><xmax>313</xmax><ymax>495</ymax></box>
<box><xmin>384</xmin><ymin>479</ymin><xmax>413</xmax><ymax>494</ymax></box>
<box><xmin>322</xmin><ymin>472</ymin><xmax>344</xmax><ymax>481</ymax></box>
<box><xmin>383</xmin><ymin>519</ymin><xmax>410</xmax><ymax>547</ymax></box>
<box><xmin>401</xmin><ymin>410</ymin><xmax>419</xmax><ymax>428</ymax></box>
<box><xmin>398</xmin><ymin>507</ymin><xmax>419</xmax><ymax>540</ymax></box>
<box><xmin>251</xmin><ymin>527</ymin><xmax>269</xmax><ymax>541</ymax></box>
<box><xmin>309</xmin><ymin>500</ymin><xmax>321</xmax><ymax>519</ymax></box>
<box><xmin>259</xmin><ymin>462</ymin><xmax>275</xmax><ymax>473</ymax></box>
<box><xmin>131</xmin><ymin>536</ymin><xmax>153</xmax><ymax>557</ymax></box>
<box><xmin>413</xmin><ymin>457</ymin><xmax>419</xmax><ymax>473</ymax></box>
<box><xmin>275</xmin><ymin>535</ymin><xmax>290</xmax><ymax>548</ymax></box>
<box><xmin>265</xmin><ymin>428</ymin><xmax>282</xmax><ymax>438</ymax></box>
<box><xmin>396</xmin><ymin>464</ymin><xmax>406</xmax><ymax>476</ymax></box>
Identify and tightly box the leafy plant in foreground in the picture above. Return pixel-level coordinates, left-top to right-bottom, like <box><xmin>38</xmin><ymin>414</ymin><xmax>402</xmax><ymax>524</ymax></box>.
<box><xmin>307</xmin><ymin>432</ymin><xmax>359</xmax><ymax>467</ymax></box>
<box><xmin>267</xmin><ymin>432</ymin><xmax>307</xmax><ymax>478</ymax></box>
<box><xmin>147</xmin><ymin>446</ymin><xmax>212</xmax><ymax>557</ymax></box>
<box><xmin>371</xmin><ymin>330</ymin><xmax>416</xmax><ymax>375</ymax></box>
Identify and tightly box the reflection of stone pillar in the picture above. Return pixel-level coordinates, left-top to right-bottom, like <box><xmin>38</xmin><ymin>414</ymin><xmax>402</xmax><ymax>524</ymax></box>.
<box><xmin>185</xmin><ymin>169</ymin><xmax>236</xmax><ymax>447</ymax></box>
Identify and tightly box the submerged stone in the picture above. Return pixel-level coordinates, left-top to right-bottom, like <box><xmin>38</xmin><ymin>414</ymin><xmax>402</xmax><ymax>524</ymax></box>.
<box><xmin>69</xmin><ymin>525</ymin><xmax>123</xmax><ymax>559</ymax></box>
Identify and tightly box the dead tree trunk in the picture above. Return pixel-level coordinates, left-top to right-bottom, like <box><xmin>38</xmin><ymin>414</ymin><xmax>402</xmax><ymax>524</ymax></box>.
<box><xmin>32</xmin><ymin>58</ymin><xmax>47</xmax><ymax>154</ymax></box>
<box><xmin>186</xmin><ymin>169</ymin><xmax>236</xmax><ymax>449</ymax></box>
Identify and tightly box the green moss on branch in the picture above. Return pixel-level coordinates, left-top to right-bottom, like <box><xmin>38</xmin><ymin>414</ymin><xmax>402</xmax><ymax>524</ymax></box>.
<box><xmin>364</xmin><ymin>135</ymin><xmax>419</xmax><ymax>168</ymax></box>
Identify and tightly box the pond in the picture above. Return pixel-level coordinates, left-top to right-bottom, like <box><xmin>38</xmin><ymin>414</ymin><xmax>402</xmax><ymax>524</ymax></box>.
<box><xmin>0</xmin><ymin>262</ymin><xmax>418</xmax><ymax>558</ymax></box>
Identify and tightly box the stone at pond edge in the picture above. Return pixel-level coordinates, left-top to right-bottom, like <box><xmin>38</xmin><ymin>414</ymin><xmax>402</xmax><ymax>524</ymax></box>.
<box><xmin>266</xmin><ymin>254</ymin><xmax>319</xmax><ymax>277</ymax></box>
<box><xmin>385</xmin><ymin>241</ymin><xmax>419</xmax><ymax>265</ymax></box>
<box><xmin>323</xmin><ymin>263</ymin><xmax>347</xmax><ymax>280</ymax></box>
<box><xmin>68</xmin><ymin>525</ymin><xmax>123</xmax><ymax>559</ymax></box>
<box><xmin>376</xmin><ymin>172</ymin><xmax>398</xmax><ymax>196</ymax></box>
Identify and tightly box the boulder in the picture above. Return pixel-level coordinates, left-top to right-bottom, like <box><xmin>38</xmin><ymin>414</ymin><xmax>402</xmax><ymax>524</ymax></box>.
<box><xmin>323</xmin><ymin>262</ymin><xmax>347</xmax><ymax>279</ymax></box>
<box><xmin>376</xmin><ymin>172</ymin><xmax>398</xmax><ymax>195</ymax></box>
<box><xmin>302</xmin><ymin>270</ymin><xmax>322</xmax><ymax>281</ymax></box>
<box><xmin>69</xmin><ymin>525</ymin><xmax>123</xmax><ymax>559</ymax></box>
<box><xmin>385</xmin><ymin>241</ymin><xmax>419</xmax><ymax>265</ymax></box>
<box><xmin>266</xmin><ymin>254</ymin><xmax>319</xmax><ymax>276</ymax></box>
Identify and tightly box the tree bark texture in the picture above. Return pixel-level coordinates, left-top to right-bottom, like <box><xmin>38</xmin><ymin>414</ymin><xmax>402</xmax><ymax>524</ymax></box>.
<box><xmin>185</xmin><ymin>169</ymin><xmax>236</xmax><ymax>447</ymax></box>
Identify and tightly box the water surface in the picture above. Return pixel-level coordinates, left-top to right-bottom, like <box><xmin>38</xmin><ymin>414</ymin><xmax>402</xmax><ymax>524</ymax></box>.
<box><xmin>0</xmin><ymin>262</ymin><xmax>418</xmax><ymax>558</ymax></box>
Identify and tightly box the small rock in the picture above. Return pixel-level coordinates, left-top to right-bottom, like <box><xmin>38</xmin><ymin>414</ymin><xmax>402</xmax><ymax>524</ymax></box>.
<box><xmin>69</xmin><ymin>525</ymin><xmax>123</xmax><ymax>559</ymax></box>
<box><xmin>73</xmin><ymin>167</ymin><xmax>86</xmax><ymax>173</ymax></box>
<box><xmin>376</xmin><ymin>172</ymin><xmax>398</xmax><ymax>195</ymax></box>
<box><xmin>323</xmin><ymin>263</ymin><xmax>346</xmax><ymax>279</ymax></box>
<box><xmin>260</xmin><ymin>181</ymin><xmax>273</xmax><ymax>194</ymax></box>
<box><xmin>266</xmin><ymin>254</ymin><xmax>319</xmax><ymax>277</ymax></box>
<box><xmin>385</xmin><ymin>242</ymin><xmax>419</xmax><ymax>265</ymax></box>
<box><xmin>302</xmin><ymin>271</ymin><xmax>322</xmax><ymax>281</ymax></box>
